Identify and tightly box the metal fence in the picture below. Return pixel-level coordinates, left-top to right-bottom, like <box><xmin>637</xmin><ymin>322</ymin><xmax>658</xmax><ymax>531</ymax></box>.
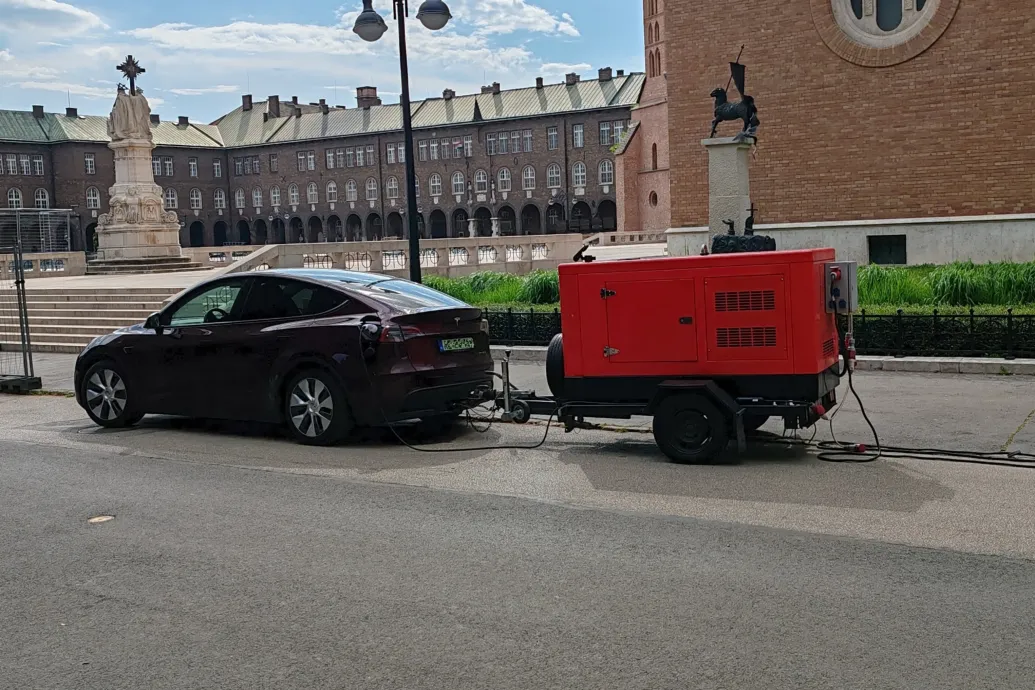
<box><xmin>482</xmin><ymin>307</ymin><xmax>1035</xmax><ymax>358</ymax></box>
<box><xmin>0</xmin><ymin>209</ymin><xmax>74</xmax><ymax>253</ymax></box>
<box><xmin>0</xmin><ymin>245</ymin><xmax>41</xmax><ymax>393</ymax></box>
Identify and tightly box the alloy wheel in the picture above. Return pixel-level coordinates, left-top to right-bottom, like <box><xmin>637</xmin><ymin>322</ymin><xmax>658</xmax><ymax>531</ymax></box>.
<box><xmin>289</xmin><ymin>378</ymin><xmax>334</xmax><ymax>438</ymax></box>
<box><xmin>85</xmin><ymin>369</ymin><xmax>128</xmax><ymax>421</ymax></box>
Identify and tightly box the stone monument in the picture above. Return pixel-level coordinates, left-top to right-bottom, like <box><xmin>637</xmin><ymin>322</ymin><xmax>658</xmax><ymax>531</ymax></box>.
<box><xmin>91</xmin><ymin>56</ymin><xmax>198</xmax><ymax>274</ymax></box>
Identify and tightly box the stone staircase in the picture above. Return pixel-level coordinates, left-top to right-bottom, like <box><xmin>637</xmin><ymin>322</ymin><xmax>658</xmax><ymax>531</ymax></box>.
<box><xmin>86</xmin><ymin>256</ymin><xmax>206</xmax><ymax>275</ymax></box>
<box><xmin>0</xmin><ymin>287</ymin><xmax>180</xmax><ymax>354</ymax></box>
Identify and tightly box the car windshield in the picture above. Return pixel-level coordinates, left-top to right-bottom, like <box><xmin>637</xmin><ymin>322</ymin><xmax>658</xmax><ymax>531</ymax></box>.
<box><xmin>349</xmin><ymin>279</ymin><xmax>470</xmax><ymax>311</ymax></box>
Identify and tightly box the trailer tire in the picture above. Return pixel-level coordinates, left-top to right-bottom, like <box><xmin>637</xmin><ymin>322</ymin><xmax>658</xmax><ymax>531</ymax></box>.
<box><xmin>546</xmin><ymin>334</ymin><xmax>565</xmax><ymax>399</ymax></box>
<box><xmin>652</xmin><ymin>394</ymin><xmax>729</xmax><ymax>464</ymax></box>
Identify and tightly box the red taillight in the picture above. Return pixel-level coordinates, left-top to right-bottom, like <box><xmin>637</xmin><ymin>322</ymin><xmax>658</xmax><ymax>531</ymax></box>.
<box><xmin>379</xmin><ymin>324</ymin><xmax>423</xmax><ymax>342</ymax></box>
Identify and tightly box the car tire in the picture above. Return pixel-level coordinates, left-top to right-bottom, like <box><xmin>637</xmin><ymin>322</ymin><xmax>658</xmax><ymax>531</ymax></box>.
<box><xmin>652</xmin><ymin>394</ymin><xmax>729</xmax><ymax>464</ymax></box>
<box><xmin>284</xmin><ymin>369</ymin><xmax>354</xmax><ymax>446</ymax></box>
<box><xmin>80</xmin><ymin>360</ymin><xmax>143</xmax><ymax>429</ymax></box>
<box><xmin>546</xmin><ymin>333</ymin><xmax>565</xmax><ymax>399</ymax></box>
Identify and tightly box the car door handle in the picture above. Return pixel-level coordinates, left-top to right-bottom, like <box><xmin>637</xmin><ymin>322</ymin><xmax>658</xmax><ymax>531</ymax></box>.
<box><xmin>679</xmin><ymin>317</ymin><xmax>693</xmax><ymax>325</ymax></box>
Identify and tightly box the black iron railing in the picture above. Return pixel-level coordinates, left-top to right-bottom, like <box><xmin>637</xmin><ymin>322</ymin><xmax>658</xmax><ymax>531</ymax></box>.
<box><xmin>482</xmin><ymin>307</ymin><xmax>1035</xmax><ymax>358</ymax></box>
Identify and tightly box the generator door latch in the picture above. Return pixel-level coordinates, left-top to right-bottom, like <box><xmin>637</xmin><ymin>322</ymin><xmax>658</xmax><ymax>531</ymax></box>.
<box><xmin>600</xmin><ymin>288</ymin><xmax>616</xmax><ymax>299</ymax></box>
<box><xmin>603</xmin><ymin>346</ymin><xmax>620</xmax><ymax>358</ymax></box>
<box><xmin>679</xmin><ymin>316</ymin><xmax>693</xmax><ymax>325</ymax></box>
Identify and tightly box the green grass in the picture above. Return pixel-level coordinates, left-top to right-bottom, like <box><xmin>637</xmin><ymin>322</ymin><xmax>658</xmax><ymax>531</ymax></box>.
<box><xmin>433</xmin><ymin>262</ymin><xmax>1035</xmax><ymax>313</ymax></box>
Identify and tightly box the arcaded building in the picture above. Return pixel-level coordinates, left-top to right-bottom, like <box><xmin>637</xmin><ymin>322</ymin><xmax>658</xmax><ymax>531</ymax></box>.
<box><xmin>663</xmin><ymin>0</ymin><xmax>1035</xmax><ymax>264</ymax></box>
<box><xmin>0</xmin><ymin>70</ymin><xmax>643</xmax><ymax>250</ymax></box>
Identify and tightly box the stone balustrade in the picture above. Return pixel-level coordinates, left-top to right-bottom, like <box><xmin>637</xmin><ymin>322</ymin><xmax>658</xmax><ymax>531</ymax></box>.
<box><xmin>587</xmin><ymin>230</ymin><xmax>667</xmax><ymax>246</ymax></box>
<box><xmin>212</xmin><ymin>234</ymin><xmax>585</xmax><ymax>279</ymax></box>
<box><xmin>2</xmin><ymin>251</ymin><xmax>87</xmax><ymax>279</ymax></box>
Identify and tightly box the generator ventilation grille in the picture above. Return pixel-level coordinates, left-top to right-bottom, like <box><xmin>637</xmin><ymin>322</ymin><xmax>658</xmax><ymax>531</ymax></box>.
<box><xmin>714</xmin><ymin>290</ymin><xmax>776</xmax><ymax>312</ymax></box>
<box><xmin>823</xmin><ymin>338</ymin><xmax>836</xmax><ymax>357</ymax></box>
<box><xmin>716</xmin><ymin>327</ymin><xmax>778</xmax><ymax>349</ymax></box>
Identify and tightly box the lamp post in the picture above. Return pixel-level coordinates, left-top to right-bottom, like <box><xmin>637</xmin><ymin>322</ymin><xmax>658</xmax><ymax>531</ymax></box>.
<box><xmin>353</xmin><ymin>0</ymin><xmax>451</xmax><ymax>283</ymax></box>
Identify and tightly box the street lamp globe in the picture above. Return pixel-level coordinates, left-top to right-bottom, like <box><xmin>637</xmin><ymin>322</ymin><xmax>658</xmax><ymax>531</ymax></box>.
<box><xmin>416</xmin><ymin>0</ymin><xmax>452</xmax><ymax>30</ymax></box>
<box><xmin>353</xmin><ymin>0</ymin><xmax>388</xmax><ymax>42</ymax></box>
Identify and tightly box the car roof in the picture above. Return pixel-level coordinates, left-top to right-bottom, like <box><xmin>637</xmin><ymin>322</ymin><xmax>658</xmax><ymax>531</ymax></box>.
<box><xmin>261</xmin><ymin>268</ymin><xmax>396</xmax><ymax>286</ymax></box>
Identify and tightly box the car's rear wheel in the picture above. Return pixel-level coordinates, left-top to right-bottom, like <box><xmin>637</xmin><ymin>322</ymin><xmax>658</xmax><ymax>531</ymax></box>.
<box><xmin>81</xmin><ymin>361</ymin><xmax>143</xmax><ymax>428</ymax></box>
<box><xmin>284</xmin><ymin>370</ymin><xmax>353</xmax><ymax>446</ymax></box>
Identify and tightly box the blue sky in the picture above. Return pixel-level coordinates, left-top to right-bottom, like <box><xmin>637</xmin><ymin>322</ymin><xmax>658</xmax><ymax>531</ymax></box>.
<box><xmin>0</xmin><ymin>0</ymin><xmax>644</xmax><ymax>123</ymax></box>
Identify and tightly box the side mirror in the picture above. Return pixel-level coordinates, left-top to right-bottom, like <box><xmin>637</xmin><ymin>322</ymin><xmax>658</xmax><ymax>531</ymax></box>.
<box><xmin>144</xmin><ymin>312</ymin><xmax>163</xmax><ymax>333</ymax></box>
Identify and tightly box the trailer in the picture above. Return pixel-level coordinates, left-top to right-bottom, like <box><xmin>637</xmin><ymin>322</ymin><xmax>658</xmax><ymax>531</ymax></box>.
<box><xmin>496</xmin><ymin>248</ymin><xmax>859</xmax><ymax>464</ymax></box>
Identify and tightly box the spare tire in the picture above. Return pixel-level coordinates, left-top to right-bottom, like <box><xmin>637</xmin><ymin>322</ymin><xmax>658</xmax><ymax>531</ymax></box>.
<box><xmin>546</xmin><ymin>333</ymin><xmax>565</xmax><ymax>399</ymax></box>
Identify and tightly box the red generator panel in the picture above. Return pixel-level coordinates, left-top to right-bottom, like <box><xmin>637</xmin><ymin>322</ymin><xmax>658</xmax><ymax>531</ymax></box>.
<box><xmin>557</xmin><ymin>249</ymin><xmax>840</xmax><ymax>394</ymax></box>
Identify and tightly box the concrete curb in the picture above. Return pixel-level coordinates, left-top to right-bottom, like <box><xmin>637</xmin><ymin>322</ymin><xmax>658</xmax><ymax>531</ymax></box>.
<box><xmin>489</xmin><ymin>346</ymin><xmax>1035</xmax><ymax>376</ymax></box>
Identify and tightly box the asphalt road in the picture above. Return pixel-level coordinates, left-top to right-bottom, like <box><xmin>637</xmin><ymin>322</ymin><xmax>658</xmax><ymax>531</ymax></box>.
<box><xmin>3</xmin><ymin>368</ymin><xmax>1035</xmax><ymax>689</ymax></box>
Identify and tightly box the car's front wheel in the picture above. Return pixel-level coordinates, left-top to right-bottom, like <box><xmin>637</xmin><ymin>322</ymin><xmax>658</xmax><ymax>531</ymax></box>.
<box><xmin>284</xmin><ymin>370</ymin><xmax>353</xmax><ymax>446</ymax></box>
<box><xmin>81</xmin><ymin>361</ymin><xmax>143</xmax><ymax>428</ymax></box>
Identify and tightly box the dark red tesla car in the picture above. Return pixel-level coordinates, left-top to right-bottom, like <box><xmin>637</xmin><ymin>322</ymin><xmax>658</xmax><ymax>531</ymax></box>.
<box><xmin>74</xmin><ymin>269</ymin><xmax>495</xmax><ymax>445</ymax></box>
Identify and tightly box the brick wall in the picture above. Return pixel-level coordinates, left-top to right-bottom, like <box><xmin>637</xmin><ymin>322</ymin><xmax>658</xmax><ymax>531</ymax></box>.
<box><xmin>667</xmin><ymin>0</ymin><xmax>1035</xmax><ymax>228</ymax></box>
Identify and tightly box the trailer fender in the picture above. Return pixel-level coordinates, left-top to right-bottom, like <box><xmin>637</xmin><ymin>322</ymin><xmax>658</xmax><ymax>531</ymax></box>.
<box><xmin>647</xmin><ymin>381</ymin><xmax>746</xmax><ymax>452</ymax></box>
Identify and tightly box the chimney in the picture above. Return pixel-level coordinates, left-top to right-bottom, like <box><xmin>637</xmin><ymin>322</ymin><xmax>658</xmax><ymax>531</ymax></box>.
<box><xmin>356</xmin><ymin>86</ymin><xmax>381</xmax><ymax>108</ymax></box>
<box><xmin>268</xmin><ymin>95</ymin><xmax>281</xmax><ymax>118</ymax></box>
<box><xmin>178</xmin><ymin>116</ymin><xmax>189</xmax><ymax>126</ymax></box>
<box><xmin>150</xmin><ymin>114</ymin><xmax>160</xmax><ymax>125</ymax></box>
<box><xmin>565</xmin><ymin>73</ymin><xmax>580</xmax><ymax>85</ymax></box>
<box><xmin>335</xmin><ymin>105</ymin><xmax>347</xmax><ymax>110</ymax></box>
<box><xmin>535</xmin><ymin>77</ymin><xmax>544</xmax><ymax>89</ymax></box>
<box><xmin>291</xmin><ymin>96</ymin><xmax>299</xmax><ymax>104</ymax></box>
<box><xmin>320</xmin><ymin>101</ymin><xmax>329</xmax><ymax>115</ymax></box>
<box><xmin>492</xmin><ymin>82</ymin><xmax>501</xmax><ymax>95</ymax></box>
<box><xmin>617</xmin><ymin>69</ymin><xmax>625</xmax><ymax>77</ymax></box>
<box><xmin>242</xmin><ymin>94</ymin><xmax>253</xmax><ymax>111</ymax></box>
<box><xmin>480</xmin><ymin>85</ymin><xmax>494</xmax><ymax>94</ymax></box>
<box><xmin>65</xmin><ymin>107</ymin><xmax>78</xmax><ymax>118</ymax></box>
<box><xmin>295</xmin><ymin>106</ymin><xmax>302</xmax><ymax>118</ymax></box>
<box><xmin>442</xmin><ymin>88</ymin><xmax>455</xmax><ymax>100</ymax></box>
<box><xmin>32</xmin><ymin>105</ymin><xmax>44</xmax><ymax>119</ymax></box>
<box><xmin>598</xmin><ymin>67</ymin><xmax>613</xmax><ymax>82</ymax></box>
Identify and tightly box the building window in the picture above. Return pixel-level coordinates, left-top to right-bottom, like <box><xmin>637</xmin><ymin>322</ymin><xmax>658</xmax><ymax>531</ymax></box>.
<box><xmin>463</xmin><ymin>136</ymin><xmax>473</xmax><ymax>157</ymax></box>
<box><xmin>307</xmin><ymin>183</ymin><xmax>318</xmax><ymax>204</ymax></box>
<box><xmin>33</xmin><ymin>188</ymin><xmax>49</xmax><ymax>209</ymax></box>
<box><xmin>297</xmin><ymin>152</ymin><xmax>306</xmax><ymax>172</ymax></box>
<box><xmin>252</xmin><ymin>187</ymin><xmax>263</xmax><ymax>208</ymax></box>
<box><xmin>346</xmin><ymin>147</ymin><xmax>355</xmax><ymax>167</ymax></box>
<box><xmin>598</xmin><ymin>159</ymin><xmax>614</xmax><ymax>185</ymax></box>
<box><xmin>270</xmin><ymin>186</ymin><xmax>281</xmax><ymax>207</ymax></box>
<box><xmin>497</xmin><ymin>168</ymin><xmax>512</xmax><ymax>192</ymax></box>
<box><xmin>547</xmin><ymin>163</ymin><xmax>561</xmax><ymax>188</ymax></box>
<box><xmin>163</xmin><ymin>188</ymin><xmax>176</xmax><ymax>210</ymax></box>
<box><xmin>452</xmin><ymin>137</ymin><xmax>463</xmax><ymax>159</ymax></box>
<box><xmin>32</xmin><ymin>155</ymin><xmax>44</xmax><ymax>176</ymax></box>
<box><xmin>831</xmin><ymin>0</ymin><xmax>940</xmax><ymax>56</ymax></box>
<box><xmin>152</xmin><ymin>156</ymin><xmax>162</xmax><ymax>177</ymax></box>
<box><xmin>326</xmin><ymin>181</ymin><xmax>338</xmax><ymax>203</ymax></box>
<box><xmin>613</xmin><ymin>121</ymin><xmax>625</xmax><ymax>142</ymax></box>
<box><xmin>649</xmin><ymin>191</ymin><xmax>658</xmax><ymax>207</ymax></box>
<box><xmin>365</xmin><ymin>146</ymin><xmax>374</xmax><ymax>165</ymax></box>
<box><xmin>523</xmin><ymin>129</ymin><xmax>533</xmax><ymax>152</ymax></box>
<box><xmin>326</xmin><ymin>149</ymin><xmax>335</xmax><ymax>169</ymax></box>
<box><xmin>4</xmin><ymin>154</ymin><xmax>15</xmax><ymax>175</ymax></box>
<box><xmin>599</xmin><ymin>122</ymin><xmax>613</xmax><ymax>146</ymax></box>
<box><xmin>269</xmin><ymin>154</ymin><xmax>278</xmax><ymax>172</ymax></box>
<box><xmin>429</xmin><ymin>173</ymin><xmax>442</xmax><ymax>197</ymax></box>
<box><xmin>386</xmin><ymin>176</ymin><xmax>399</xmax><ymax>199</ymax></box>
<box><xmin>652</xmin><ymin>143</ymin><xmax>658</xmax><ymax>170</ymax></box>
<box><xmin>288</xmin><ymin>184</ymin><xmax>300</xmax><ymax>206</ymax></box>
<box><xmin>18</xmin><ymin>155</ymin><xmax>30</xmax><ymax>176</ymax></box>
<box><xmin>213</xmin><ymin>159</ymin><xmax>222</xmax><ymax>178</ymax></box>
<box><xmin>214</xmin><ymin>189</ymin><xmax>226</xmax><ymax>209</ymax></box>
<box><xmin>163</xmin><ymin>157</ymin><xmax>173</xmax><ymax>177</ymax></box>
<box><xmin>498</xmin><ymin>132</ymin><xmax>509</xmax><ymax>155</ymax></box>
<box><xmin>307</xmin><ymin>151</ymin><xmax>316</xmax><ymax>171</ymax></box>
<box><xmin>365</xmin><ymin>177</ymin><xmax>378</xmax><ymax>201</ymax></box>
<box><xmin>486</xmin><ymin>134</ymin><xmax>496</xmax><ymax>156</ymax></box>
<box><xmin>451</xmin><ymin>171</ymin><xmax>465</xmax><ymax>196</ymax></box>
<box><xmin>522</xmin><ymin>166</ymin><xmax>536</xmax><ymax>190</ymax></box>
<box><xmin>474</xmin><ymin>169</ymin><xmax>488</xmax><ymax>193</ymax></box>
<box><xmin>573</xmin><ymin>124</ymin><xmax>584</xmax><ymax>148</ymax></box>
<box><xmin>189</xmin><ymin>157</ymin><xmax>198</xmax><ymax>178</ymax></box>
<box><xmin>397</xmin><ymin>142</ymin><xmax>406</xmax><ymax>163</ymax></box>
<box><xmin>868</xmin><ymin>234</ymin><xmax>907</xmax><ymax>265</ymax></box>
<box><xmin>419</xmin><ymin>140</ymin><xmax>428</xmax><ymax>161</ymax></box>
<box><xmin>336</xmin><ymin>149</ymin><xmax>346</xmax><ymax>169</ymax></box>
<box><xmin>430</xmin><ymin>140</ymin><xmax>439</xmax><ymax>160</ymax></box>
<box><xmin>86</xmin><ymin>186</ymin><xmax>101</xmax><ymax>209</ymax></box>
<box><xmin>572</xmin><ymin>161</ymin><xmax>587</xmax><ymax>187</ymax></box>
<box><xmin>387</xmin><ymin>144</ymin><xmax>396</xmax><ymax>164</ymax></box>
<box><xmin>440</xmin><ymin>139</ymin><xmax>451</xmax><ymax>160</ymax></box>
<box><xmin>7</xmin><ymin>188</ymin><xmax>21</xmax><ymax>208</ymax></box>
<box><xmin>190</xmin><ymin>188</ymin><xmax>203</xmax><ymax>210</ymax></box>
<box><xmin>346</xmin><ymin>180</ymin><xmax>358</xmax><ymax>202</ymax></box>
<box><xmin>84</xmin><ymin>153</ymin><xmax>96</xmax><ymax>175</ymax></box>
<box><xmin>356</xmin><ymin>146</ymin><xmax>366</xmax><ymax>167</ymax></box>
<box><xmin>235</xmin><ymin>158</ymin><xmax>245</xmax><ymax>176</ymax></box>
<box><xmin>234</xmin><ymin>188</ymin><xmax>246</xmax><ymax>209</ymax></box>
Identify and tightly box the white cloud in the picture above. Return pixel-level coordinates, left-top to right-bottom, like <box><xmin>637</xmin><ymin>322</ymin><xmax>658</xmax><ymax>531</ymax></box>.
<box><xmin>0</xmin><ymin>49</ymin><xmax>12</xmax><ymax>61</ymax></box>
<box><xmin>539</xmin><ymin>62</ymin><xmax>591</xmax><ymax>78</ymax></box>
<box><xmin>84</xmin><ymin>45</ymin><xmax>120</xmax><ymax>60</ymax></box>
<box><xmin>0</xmin><ymin>0</ymin><xmax>107</xmax><ymax>34</ymax></box>
<box><xmin>454</xmin><ymin>0</ymin><xmax>579</xmax><ymax>37</ymax></box>
<box><xmin>12</xmin><ymin>80</ymin><xmax>165</xmax><ymax>105</ymax></box>
<box><xmin>168</xmin><ymin>85</ymin><xmax>239</xmax><ymax>96</ymax></box>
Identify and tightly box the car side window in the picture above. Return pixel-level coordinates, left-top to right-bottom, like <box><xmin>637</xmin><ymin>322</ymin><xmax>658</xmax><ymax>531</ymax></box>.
<box><xmin>238</xmin><ymin>278</ymin><xmax>350</xmax><ymax>321</ymax></box>
<box><xmin>166</xmin><ymin>281</ymin><xmax>248</xmax><ymax>327</ymax></box>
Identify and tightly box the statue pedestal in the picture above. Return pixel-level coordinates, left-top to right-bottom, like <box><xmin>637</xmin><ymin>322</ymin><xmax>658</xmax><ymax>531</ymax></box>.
<box><xmin>703</xmin><ymin>136</ymin><xmax>755</xmax><ymax>236</ymax></box>
<box><xmin>95</xmin><ymin>137</ymin><xmax>184</xmax><ymax>263</ymax></box>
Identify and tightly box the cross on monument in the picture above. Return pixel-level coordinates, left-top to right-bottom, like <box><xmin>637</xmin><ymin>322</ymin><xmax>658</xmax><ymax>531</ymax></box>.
<box><xmin>116</xmin><ymin>55</ymin><xmax>145</xmax><ymax>94</ymax></box>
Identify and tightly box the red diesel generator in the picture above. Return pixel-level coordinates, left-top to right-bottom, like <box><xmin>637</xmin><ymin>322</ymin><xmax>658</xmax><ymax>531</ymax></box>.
<box><xmin>498</xmin><ymin>248</ymin><xmax>859</xmax><ymax>464</ymax></box>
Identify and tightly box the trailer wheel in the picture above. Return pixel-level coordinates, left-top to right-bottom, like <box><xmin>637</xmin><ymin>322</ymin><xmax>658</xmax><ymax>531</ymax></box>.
<box><xmin>652</xmin><ymin>394</ymin><xmax>729</xmax><ymax>464</ymax></box>
<box><xmin>546</xmin><ymin>334</ymin><xmax>565</xmax><ymax>399</ymax></box>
